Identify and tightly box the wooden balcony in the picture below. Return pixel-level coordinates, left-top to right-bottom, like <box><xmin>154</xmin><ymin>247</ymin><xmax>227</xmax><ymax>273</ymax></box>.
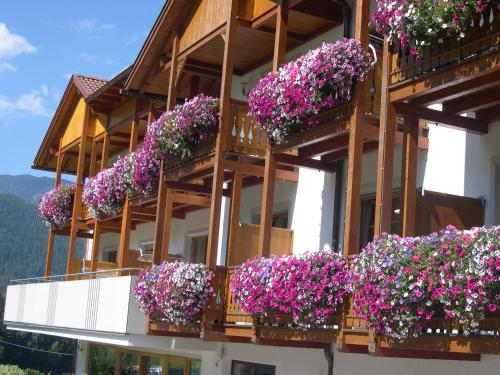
<box><xmin>390</xmin><ymin>4</ymin><xmax>500</xmax><ymax>85</ymax></box>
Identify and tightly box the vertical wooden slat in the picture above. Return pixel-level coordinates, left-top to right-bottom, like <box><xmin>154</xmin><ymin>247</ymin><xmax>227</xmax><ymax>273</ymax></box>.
<box><xmin>342</xmin><ymin>0</ymin><xmax>370</xmax><ymax>256</ymax></box>
<box><xmin>401</xmin><ymin>114</ymin><xmax>419</xmax><ymax>237</ymax></box>
<box><xmin>206</xmin><ymin>0</ymin><xmax>239</xmax><ymax>266</ymax></box>
<box><xmin>118</xmin><ymin>102</ymin><xmax>139</xmax><ymax>271</ymax></box>
<box><xmin>160</xmin><ymin>191</ymin><xmax>174</xmax><ymax>262</ymax></box>
<box><xmin>257</xmin><ymin>0</ymin><xmax>288</xmax><ymax>258</ymax></box>
<box><xmin>374</xmin><ymin>38</ymin><xmax>396</xmax><ymax>236</ymax></box>
<box><xmin>66</xmin><ymin>103</ymin><xmax>91</xmax><ymax>275</ymax></box>
<box><xmin>226</xmin><ymin>170</ymin><xmax>243</xmax><ymax>264</ymax></box>
<box><xmin>114</xmin><ymin>349</ymin><xmax>122</xmax><ymax>375</ymax></box>
<box><xmin>139</xmin><ymin>355</ymin><xmax>148</xmax><ymax>375</ymax></box>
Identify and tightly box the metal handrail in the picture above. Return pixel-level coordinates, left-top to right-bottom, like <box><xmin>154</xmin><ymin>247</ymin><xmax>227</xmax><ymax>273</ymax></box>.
<box><xmin>9</xmin><ymin>268</ymin><xmax>142</xmax><ymax>285</ymax></box>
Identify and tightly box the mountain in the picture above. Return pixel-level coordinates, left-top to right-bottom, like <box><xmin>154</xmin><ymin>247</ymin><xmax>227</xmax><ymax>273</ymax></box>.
<box><xmin>0</xmin><ymin>175</ymin><xmax>73</xmax><ymax>204</ymax></box>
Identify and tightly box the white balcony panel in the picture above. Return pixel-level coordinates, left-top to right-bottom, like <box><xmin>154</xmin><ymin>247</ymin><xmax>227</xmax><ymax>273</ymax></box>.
<box><xmin>3</xmin><ymin>276</ymin><xmax>146</xmax><ymax>335</ymax></box>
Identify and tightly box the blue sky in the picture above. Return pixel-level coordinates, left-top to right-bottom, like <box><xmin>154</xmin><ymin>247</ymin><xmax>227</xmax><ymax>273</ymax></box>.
<box><xmin>0</xmin><ymin>1</ymin><xmax>164</xmax><ymax>177</ymax></box>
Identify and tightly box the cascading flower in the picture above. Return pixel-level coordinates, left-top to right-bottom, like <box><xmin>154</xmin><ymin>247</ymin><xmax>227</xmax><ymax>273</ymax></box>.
<box><xmin>372</xmin><ymin>0</ymin><xmax>499</xmax><ymax>57</ymax></box>
<box><xmin>231</xmin><ymin>249</ymin><xmax>352</xmax><ymax>326</ymax></box>
<box><xmin>352</xmin><ymin>226</ymin><xmax>500</xmax><ymax>341</ymax></box>
<box><xmin>134</xmin><ymin>261</ymin><xmax>214</xmax><ymax>326</ymax></box>
<box><xmin>82</xmin><ymin>166</ymin><xmax>128</xmax><ymax>220</ymax></box>
<box><xmin>38</xmin><ymin>184</ymin><xmax>75</xmax><ymax>230</ymax></box>
<box><xmin>151</xmin><ymin>94</ymin><xmax>220</xmax><ymax>160</ymax></box>
<box><xmin>248</xmin><ymin>38</ymin><xmax>373</xmax><ymax>144</ymax></box>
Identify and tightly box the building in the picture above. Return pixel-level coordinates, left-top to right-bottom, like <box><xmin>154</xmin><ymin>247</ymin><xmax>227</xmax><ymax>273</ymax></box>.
<box><xmin>3</xmin><ymin>0</ymin><xmax>499</xmax><ymax>374</ymax></box>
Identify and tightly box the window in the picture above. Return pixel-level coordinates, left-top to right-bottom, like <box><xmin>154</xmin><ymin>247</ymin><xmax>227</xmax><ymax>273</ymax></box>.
<box><xmin>359</xmin><ymin>195</ymin><xmax>401</xmax><ymax>248</ymax></box>
<box><xmin>231</xmin><ymin>361</ymin><xmax>276</xmax><ymax>375</ymax></box>
<box><xmin>140</xmin><ymin>240</ymin><xmax>155</xmax><ymax>255</ymax></box>
<box><xmin>103</xmin><ymin>247</ymin><xmax>117</xmax><ymax>263</ymax></box>
<box><xmin>190</xmin><ymin>235</ymin><xmax>208</xmax><ymax>263</ymax></box>
<box><xmin>272</xmin><ymin>211</ymin><xmax>288</xmax><ymax>229</ymax></box>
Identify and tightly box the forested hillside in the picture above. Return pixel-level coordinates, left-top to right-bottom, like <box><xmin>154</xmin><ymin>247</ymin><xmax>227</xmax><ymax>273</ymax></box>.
<box><xmin>0</xmin><ymin>175</ymin><xmax>82</xmax><ymax>374</ymax></box>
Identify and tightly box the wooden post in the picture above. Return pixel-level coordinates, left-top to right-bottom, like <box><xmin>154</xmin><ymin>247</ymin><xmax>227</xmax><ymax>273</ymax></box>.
<box><xmin>45</xmin><ymin>147</ymin><xmax>65</xmax><ymax>277</ymax></box>
<box><xmin>118</xmin><ymin>103</ymin><xmax>139</xmax><ymax>270</ymax></box>
<box><xmin>160</xmin><ymin>190</ymin><xmax>174</xmax><ymax>262</ymax></box>
<box><xmin>257</xmin><ymin>0</ymin><xmax>287</xmax><ymax>258</ymax></box>
<box><xmin>401</xmin><ymin>114</ymin><xmax>419</xmax><ymax>237</ymax></box>
<box><xmin>89</xmin><ymin>139</ymin><xmax>98</xmax><ymax>178</ymax></box>
<box><xmin>139</xmin><ymin>355</ymin><xmax>149</xmax><ymax>375</ymax></box>
<box><xmin>153</xmin><ymin>36</ymin><xmax>179</xmax><ymax>265</ymax></box>
<box><xmin>206</xmin><ymin>0</ymin><xmax>239</xmax><ymax>266</ymax></box>
<box><xmin>114</xmin><ymin>349</ymin><xmax>122</xmax><ymax>375</ymax></box>
<box><xmin>226</xmin><ymin>170</ymin><xmax>243</xmax><ymax>265</ymax></box>
<box><xmin>374</xmin><ymin>38</ymin><xmax>396</xmax><ymax>236</ymax></box>
<box><xmin>66</xmin><ymin>104</ymin><xmax>91</xmax><ymax>275</ymax></box>
<box><xmin>342</xmin><ymin>0</ymin><xmax>370</xmax><ymax>257</ymax></box>
<box><xmin>90</xmin><ymin>131</ymin><xmax>110</xmax><ymax>272</ymax></box>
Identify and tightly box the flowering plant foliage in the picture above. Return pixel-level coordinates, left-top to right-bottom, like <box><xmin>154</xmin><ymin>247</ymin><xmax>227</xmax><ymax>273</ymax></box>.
<box><xmin>82</xmin><ymin>166</ymin><xmax>128</xmax><ymax>220</ymax></box>
<box><xmin>134</xmin><ymin>261</ymin><xmax>214</xmax><ymax>326</ymax></box>
<box><xmin>147</xmin><ymin>94</ymin><xmax>220</xmax><ymax>160</ymax></box>
<box><xmin>248</xmin><ymin>38</ymin><xmax>373</xmax><ymax>144</ymax></box>
<box><xmin>38</xmin><ymin>184</ymin><xmax>75</xmax><ymax>230</ymax></box>
<box><xmin>372</xmin><ymin>0</ymin><xmax>499</xmax><ymax>56</ymax></box>
<box><xmin>352</xmin><ymin>226</ymin><xmax>500</xmax><ymax>341</ymax></box>
<box><xmin>131</xmin><ymin>143</ymin><xmax>161</xmax><ymax>196</ymax></box>
<box><xmin>231</xmin><ymin>250</ymin><xmax>352</xmax><ymax>326</ymax></box>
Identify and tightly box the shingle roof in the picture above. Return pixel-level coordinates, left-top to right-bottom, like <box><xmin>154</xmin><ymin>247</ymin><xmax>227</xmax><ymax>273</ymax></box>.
<box><xmin>73</xmin><ymin>74</ymin><xmax>108</xmax><ymax>98</ymax></box>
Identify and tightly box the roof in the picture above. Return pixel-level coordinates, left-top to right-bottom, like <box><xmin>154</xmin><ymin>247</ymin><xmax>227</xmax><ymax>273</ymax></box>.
<box><xmin>73</xmin><ymin>74</ymin><xmax>108</xmax><ymax>98</ymax></box>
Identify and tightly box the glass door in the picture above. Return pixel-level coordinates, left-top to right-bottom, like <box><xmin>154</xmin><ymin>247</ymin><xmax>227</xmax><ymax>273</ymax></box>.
<box><xmin>231</xmin><ymin>361</ymin><xmax>276</xmax><ymax>375</ymax></box>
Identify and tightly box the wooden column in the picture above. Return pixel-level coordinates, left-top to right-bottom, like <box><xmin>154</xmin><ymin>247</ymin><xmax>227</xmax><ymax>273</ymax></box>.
<box><xmin>114</xmin><ymin>349</ymin><xmax>122</xmax><ymax>375</ymax></box>
<box><xmin>66</xmin><ymin>104</ymin><xmax>91</xmax><ymax>275</ymax></box>
<box><xmin>45</xmin><ymin>148</ymin><xmax>65</xmax><ymax>277</ymax></box>
<box><xmin>226</xmin><ymin>170</ymin><xmax>243</xmax><ymax>265</ymax></box>
<box><xmin>374</xmin><ymin>38</ymin><xmax>396</xmax><ymax>236</ymax></box>
<box><xmin>160</xmin><ymin>190</ymin><xmax>174</xmax><ymax>262</ymax></box>
<box><xmin>257</xmin><ymin>0</ymin><xmax>287</xmax><ymax>258</ymax></box>
<box><xmin>90</xmin><ymin>131</ymin><xmax>111</xmax><ymax>272</ymax></box>
<box><xmin>206</xmin><ymin>0</ymin><xmax>239</xmax><ymax>266</ymax></box>
<box><xmin>138</xmin><ymin>356</ymin><xmax>149</xmax><ymax>375</ymax></box>
<box><xmin>118</xmin><ymin>103</ymin><xmax>139</xmax><ymax>270</ymax></box>
<box><xmin>153</xmin><ymin>36</ymin><xmax>179</xmax><ymax>265</ymax></box>
<box><xmin>342</xmin><ymin>0</ymin><xmax>370</xmax><ymax>256</ymax></box>
<box><xmin>401</xmin><ymin>114</ymin><xmax>419</xmax><ymax>237</ymax></box>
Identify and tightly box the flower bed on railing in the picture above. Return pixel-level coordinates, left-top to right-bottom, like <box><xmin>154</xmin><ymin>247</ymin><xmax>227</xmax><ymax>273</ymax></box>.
<box><xmin>352</xmin><ymin>225</ymin><xmax>499</xmax><ymax>341</ymax></box>
<box><xmin>134</xmin><ymin>261</ymin><xmax>214</xmax><ymax>326</ymax></box>
<box><xmin>372</xmin><ymin>0</ymin><xmax>500</xmax><ymax>57</ymax></box>
<box><xmin>248</xmin><ymin>38</ymin><xmax>372</xmax><ymax>144</ymax></box>
<box><xmin>146</xmin><ymin>94</ymin><xmax>219</xmax><ymax>160</ymax></box>
<box><xmin>38</xmin><ymin>184</ymin><xmax>75</xmax><ymax>230</ymax></box>
<box><xmin>230</xmin><ymin>250</ymin><xmax>352</xmax><ymax>327</ymax></box>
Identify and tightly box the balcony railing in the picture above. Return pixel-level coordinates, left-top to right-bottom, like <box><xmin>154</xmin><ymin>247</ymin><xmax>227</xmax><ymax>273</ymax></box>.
<box><xmin>390</xmin><ymin>4</ymin><xmax>500</xmax><ymax>84</ymax></box>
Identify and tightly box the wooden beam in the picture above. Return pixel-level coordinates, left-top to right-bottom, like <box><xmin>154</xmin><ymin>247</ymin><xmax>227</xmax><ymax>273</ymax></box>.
<box><xmin>54</xmin><ymin>141</ymin><xmax>64</xmax><ymax>186</ymax></box>
<box><xmin>442</xmin><ymin>86</ymin><xmax>500</xmax><ymax>114</ymax></box>
<box><xmin>273</xmin><ymin>0</ymin><xmax>288</xmax><ymax>72</ymax></box>
<box><xmin>66</xmin><ymin>103</ymin><xmax>91</xmax><ymax>276</ymax></box>
<box><xmin>160</xmin><ymin>191</ymin><xmax>174</xmax><ymax>262</ymax></box>
<box><xmin>401</xmin><ymin>114</ymin><xmax>419</xmax><ymax>237</ymax></box>
<box><xmin>101</xmin><ymin>132</ymin><xmax>110</xmax><ymax>169</ymax></box>
<box><xmin>258</xmin><ymin>147</ymin><xmax>277</xmax><ymax>258</ymax></box>
<box><xmin>89</xmin><ymin>139</ymin><xmax>98</xmax><ymax>178</ymax></box>
<box><xmin>374</xmin><ymin>38</ymin><xmax>396</xmax><ymax>236</ymax></box>
<box><xmin>153</xmin><ymin>164</ymin><xmax>167</xmax><ymax>265</ymax></box>
<box><xmin>167</xmin><ymin>35</ymin><xmax>180</xmax><ymax>111</ymax></box>
<box><xmin>342</xmin><ymin>0</ymin><xmax>370</xmax><ymax>256</ymax></box>
<box><xmin>223</xmin><ymin>159</ymin><xmax>298</xmax><ymax>182</ymax></box>
<box><xmin>477</xmin><ymin>104</ymin><xmax>500</xmax><ymax>123</ymax></box>
<box><xmin>171</xmin><ymin>192</ymin><xmax>212</xmax><ymax>207</ymax></box>
<box><xmin>206</xmin><ymin>0</ymin><xmax>239</xmax><ymax>267</ymax></box>
<box><xmin>299</xmin><ymin>134</ymin><xmax>350</xmax><ymax>158</ymax></box>
<box><xmin>167</xmin><ymin>181</ymin><xmax>214</xmax><ymax>195</ymax></box>
<box><xmin>227</xmin><ymin>170</ymin><xmax>242</xmax><ymax>266</ymax></box>
<box><xmin>393</xmin><ymin>102</ymin><xmax>488</xmax><ymax>134</ymax></box>
<box><xmin>276</xmin><ymin>153</ymin><xmax>336</xmax><ymax>172</ymax></box>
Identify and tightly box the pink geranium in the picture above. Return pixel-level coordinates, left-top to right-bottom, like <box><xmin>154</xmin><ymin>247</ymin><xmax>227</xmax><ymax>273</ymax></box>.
<box><xmin>38</xmin><ymin>184</ymin><xmax>75</xmax><ymax>230</ymax></box>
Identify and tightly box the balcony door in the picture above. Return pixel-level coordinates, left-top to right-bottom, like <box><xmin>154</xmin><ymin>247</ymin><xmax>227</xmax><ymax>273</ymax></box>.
<box><xmin>231</xmin><ymin>361</ymin><xmax>276</xmax><ymax>375</ymax></box>
<box><xmin>190</xmin><ymin>235</ymin><xmax>208</xmax><ymax>263</ymax></box>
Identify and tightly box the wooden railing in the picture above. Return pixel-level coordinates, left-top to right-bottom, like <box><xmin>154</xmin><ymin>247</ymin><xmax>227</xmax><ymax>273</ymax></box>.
<box><xmin>390</xmin><ymin>4</ymin><xmax>500</xmax><ymax>84</ymax></box>
<box><xmin>227</xmin><ymin>99</ymin><xmax>267</xmax><ymax>157</ymax></box>
<box><xmin>227</xmin><ymin>223</ymin><xmax>293</xmax><ymax>266</ymax></box>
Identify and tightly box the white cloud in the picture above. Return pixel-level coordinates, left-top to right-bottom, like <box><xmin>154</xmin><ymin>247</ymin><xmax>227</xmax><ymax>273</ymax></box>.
<box><xmin>0</xmin><ymin>87</ymin><xmax>52</xmax><ymax>118</ymax></box>
<box><xmin>0</xmin><ymin>61</ymin><xmax>16</xmax><ymax>72</ymax></box>
<box><xmin>73</xmin><ymin>19</ymin><xmax>115</xmax><ymax>34</ymax></box>
<box><xmin>0</xmin><ymin>23</ymin><xmax>37</xmax><ymax>59</ymax></box>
